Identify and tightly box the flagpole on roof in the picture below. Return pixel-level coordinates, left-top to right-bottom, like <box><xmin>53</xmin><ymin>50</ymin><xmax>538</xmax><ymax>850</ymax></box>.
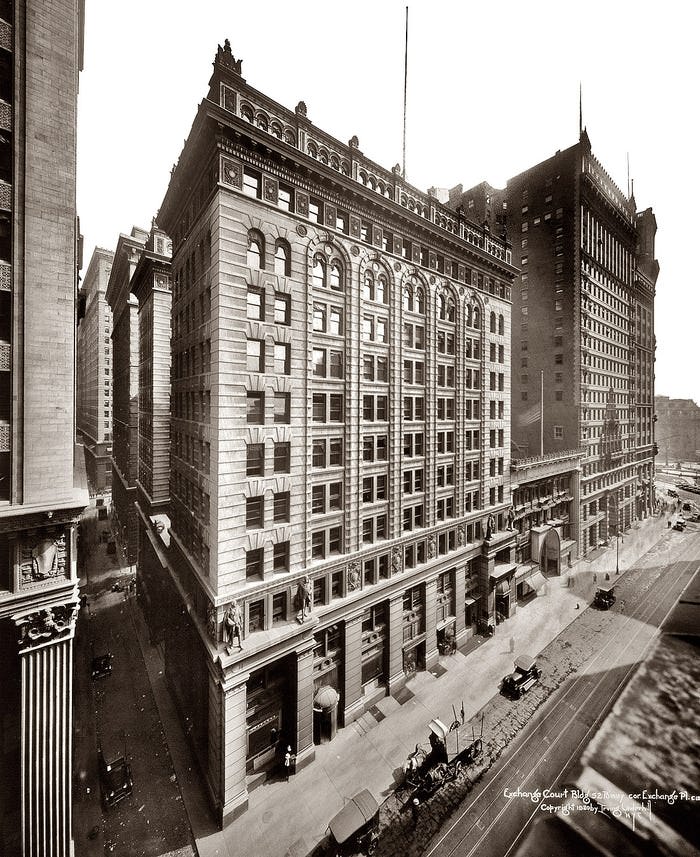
<box><xmin>402</xmin><ymin>6</ymin><xmax>408</xmax><ymax>180</ymax></box>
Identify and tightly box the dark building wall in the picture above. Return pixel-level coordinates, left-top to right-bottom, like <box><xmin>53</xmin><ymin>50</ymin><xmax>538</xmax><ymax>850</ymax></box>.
<box><xmin>656</xmin><ymin>397</ymin><xmax>700</xmax><ymax>462</ymax></box>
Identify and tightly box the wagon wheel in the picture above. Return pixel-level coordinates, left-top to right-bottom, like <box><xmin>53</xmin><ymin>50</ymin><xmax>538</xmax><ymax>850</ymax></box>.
<box><xmin>451</xmin><ymin>760</ymin><xmax>462</xmax><ymax>779</ymax></box>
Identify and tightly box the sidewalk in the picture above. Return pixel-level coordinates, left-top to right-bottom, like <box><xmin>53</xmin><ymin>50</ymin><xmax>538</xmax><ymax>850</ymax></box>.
<box><xmin>134</xmin><ymin>512</ymin><xmax>668</xmax><ymax>857</ymax></box>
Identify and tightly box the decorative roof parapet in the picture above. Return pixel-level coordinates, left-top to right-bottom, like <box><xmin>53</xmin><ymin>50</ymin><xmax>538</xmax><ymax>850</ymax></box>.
<box><xmin>512</xmin><ymin>448</ymin><xmax>586</xmax><ymax>471</ymax></box>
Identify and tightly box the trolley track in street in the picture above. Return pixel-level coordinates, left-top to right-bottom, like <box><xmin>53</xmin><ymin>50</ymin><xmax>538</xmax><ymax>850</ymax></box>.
<box><xmin>425</xmin><ymin>532</ymin><xmax>700</xmax><ymax>857</ymax></box>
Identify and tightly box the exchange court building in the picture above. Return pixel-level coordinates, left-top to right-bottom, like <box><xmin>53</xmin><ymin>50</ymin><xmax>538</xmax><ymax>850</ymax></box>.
<box><xmin>143</xmin><ymin>41</ymin><xmax>518</xmax><ymax>824</ymax></box>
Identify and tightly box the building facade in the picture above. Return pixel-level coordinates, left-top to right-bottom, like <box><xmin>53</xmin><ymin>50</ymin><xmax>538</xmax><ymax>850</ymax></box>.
<box><xmin>105</xmin><ymin>226</ymin><xmax>148</xmax><ymax>567</ymax></box>
<box><xmin>655</xmin><ymin>396</ymin><xmax>700</xmax><ymax>465</ymax></box>
<box><xmin>451</xmin><ymin>131</ymin><xmax>658</xmax><ymax>556</ymax></box>
<box><xmin>77</xmin><ymin>246</ymin><xmax>114</xmax><ymax>494</ymax></box>
<box><xmin>510</xmin><ymin>448</ymin><xmax>583</xmax><ymax>600</ymax></box>
<box><xmin>148</xmin><ymin>41</ymin><xmax>518</xmax><ymax>825</ymax></box>
<box><xmin>0</xmin><ymin>2</ymin><xmax>87</xmax><ymax>855</ymax></box>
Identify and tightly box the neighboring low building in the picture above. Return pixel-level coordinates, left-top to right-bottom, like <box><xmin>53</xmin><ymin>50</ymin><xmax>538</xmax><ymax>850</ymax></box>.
<box><xmin>655</xmin><ymin>396</ymin><xmax>700</xmax><ymax>464</ymax></box>
<box><xmin>77</xmin><ymin>246</ymin><xmax>114</xmax><ymax>494</ymax></box>
<box><xmin>510</xmin><ymin>449</ymin><xmax>583</xmax><ymax>602</ymax></box>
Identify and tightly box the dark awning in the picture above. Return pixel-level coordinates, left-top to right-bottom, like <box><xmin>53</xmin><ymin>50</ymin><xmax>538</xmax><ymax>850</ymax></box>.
<box><xmin>496</xmin><ymin>579</ymin><xmax>510</xmax><ymax>596</ymax></box>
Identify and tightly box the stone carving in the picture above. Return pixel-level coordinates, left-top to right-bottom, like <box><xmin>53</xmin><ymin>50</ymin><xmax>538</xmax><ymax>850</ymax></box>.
<box><xmin>295</xmin><ymin>101</ymin><xmax>307</xmax><ymax>117</ymax></box>
<box><xmin>485</xmin><ymin>513</ymin><xmax>496</xmax><ymax>541</ymax></box>
<box><xmin>391</xmin><ymin>546</ymin><xmax>402</xmax><ymax>575</ymax></box>
<box><xmin>20</xmin><ymin>533</ymin><xmax>67</xmax><ymax>587</ymax></box>
<box><xmin>427</xmin><ymin>535</ymin><xmax>436</xmax><ymax>559</ymax></box>
<box><xmin>296</xmin><ymin>224</ymin><xmax>308</xmax><ymax>237</ymax></box>
<box><xmin>506</xmin><ymin>507</ymin><xmax>516</xmax><ymax>531</ymax></box>
<box><xmin>220</xmin><ymin>156</ymin><xmax>242</xmax><ymax>189</ymax></box>
<box><xmin>295</xmin><ymin>575</ymin><xmax>313</xmax><ymax>623</ymax></box>
<box><xmin>457</xmin><ymin>525</ymin><xmax>466</xmax><ymax>546</ymax></box>
<box><xmin>224</xmin><ymin>600</ymin><xmax>243</xmax><ymax>651</ymax></box>
<box><xmin>348</xmin><ymin>135</ymin><xmax>359</xmax><ymax>148</ymax></box>
<box><xmin>16</xmin><ymin>602</ymin><xmax>78</xmax><ymax>650</ymax></box>
<box><xmin>216</xmin><ymin>39</ymin><xmax>242</xmax><ymax>75</ymax></box>
<box><xmin>347</xmin><ymin>562</ymin><xmax>360</xmax><ymax>591</ymax></box>
<box><xmin>206</xmin><ymin>604</ymin><xmax>217</xmax><ymax>644</ymax></box>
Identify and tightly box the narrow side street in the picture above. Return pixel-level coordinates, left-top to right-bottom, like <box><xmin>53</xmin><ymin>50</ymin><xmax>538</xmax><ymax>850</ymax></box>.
<box><xmin>72</xmin><ymin>502</ymin><xmax>196</xmax><ymax>857</ymax></box>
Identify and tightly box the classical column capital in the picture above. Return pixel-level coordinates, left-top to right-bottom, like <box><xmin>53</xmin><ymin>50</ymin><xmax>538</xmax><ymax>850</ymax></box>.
<box><xmin>12</xmin><ymin>600</ymin><xmax>79</xmax><ymax>652</ymax></box>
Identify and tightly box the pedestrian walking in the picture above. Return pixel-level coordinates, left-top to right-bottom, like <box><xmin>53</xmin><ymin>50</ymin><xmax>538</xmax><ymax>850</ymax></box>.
<box><xmin>284</xmin><ymin>746</ymin><xmax>292</xmax><ymax>782</ymax></box>
<box><xmin>412</xmin><ymin>798</ymin><xmax>420</xmax><ymax>827</ymax></box>
<box><xmin>509</xmin><ymin>636</ymin><xmax>515</xmax><ymax>653</ymax></box>
<box><xmin>575</xmin><ymin>603</ymin><xmax>580</xmax><ymax>610</ymax></box>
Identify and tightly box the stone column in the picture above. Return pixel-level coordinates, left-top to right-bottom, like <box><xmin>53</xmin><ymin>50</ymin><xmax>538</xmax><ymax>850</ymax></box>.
<box><xmin>424</xmin><ymin>578</ymin><xmax>439</xmax><ymax>670</ymax></box>
<box><xmin>13</xmin><ymin>601</ymin><xmax>78</xmax><ymax>857</ymax></box>
<box><xmin>293</xmin><ymin>639</ymin><xmax>316</xmax><ymax>772</ymax></box>
<box><xmin>342</xmin><ymin>612</ymin><xmax>364</xmax><ymax>726</ymax></box>
<box><xmin>387</xmin><ymin>593</ymin><xmax>405</xmax><ymax>695</ymax></box>
<box><xmin>209</xmin><ymin>668</ymin><xmax>249</xmax><ymax>826</ymax></box>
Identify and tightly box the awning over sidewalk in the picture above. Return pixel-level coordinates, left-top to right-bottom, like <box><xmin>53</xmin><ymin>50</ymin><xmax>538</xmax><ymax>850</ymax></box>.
<box><xmin>491</xmin><ymin>561</ymin><xmax>516</xmax><ymax>581</ymax></box>
<box><xmin>523</xmin><ymin>571</ymin><xmax>547</xmax><ymax>594</ymax></box>
<box><xmin>515</xmin><ymin>561</ymin><xmax>539</xmax><ymax>581</ymax></box>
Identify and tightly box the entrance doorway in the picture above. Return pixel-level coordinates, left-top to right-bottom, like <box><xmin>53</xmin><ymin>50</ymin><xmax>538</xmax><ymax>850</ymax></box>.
<box><xmin>541</xmin><ymin>528</ymin><xmax>561</xmax><ymax>576</ymax></box>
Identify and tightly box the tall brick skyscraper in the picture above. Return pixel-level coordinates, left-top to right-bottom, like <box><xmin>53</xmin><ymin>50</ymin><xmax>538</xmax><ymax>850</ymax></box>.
<box><xmin>0</xmin><ymin>2</ymin><xmax>87</xmax><ymax>855</ymax></box>
<box><xmin>452</xmin><ymin>130</ymin><xmax>658</xmax><ymax>556</ymax></box>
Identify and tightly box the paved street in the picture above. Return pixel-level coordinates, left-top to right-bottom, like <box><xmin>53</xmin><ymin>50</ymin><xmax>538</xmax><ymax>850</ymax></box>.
<box><xmin>72</xmin><ymin>502</ymin><xmax>196</xmax><ymax>857</ymax></box>
<box><xmin>419</xmin><ymin>523</ymin><xmax>700</xmax><ymax>857</ymax></box>
<box><xmin>72</xmin><ymin>505</ymin><xmax>678</xmax><ymax>857</ymax></box>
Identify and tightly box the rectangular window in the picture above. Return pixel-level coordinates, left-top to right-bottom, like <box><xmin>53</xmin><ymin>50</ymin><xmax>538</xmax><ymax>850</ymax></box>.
<box><xmin>246</xmin><ymin>339</ymin><xmax>264</xmax><ymax>372</ymax></box>
<box><xmin>274</xmin><ymin>342</ymin><xmax>290</xmax><ymax>374</ymax></box>
<box><xmin>274</xmin><ymin>292</ymin><xmax>291</xmax><ymax>325</ymax></box>
<box><xmin>329</xmin><ymin>395</ymin><xmax>343</xmax><ymax>422</ymax></box>
<box><xmin>329</xmin><ymin>307</ymin><xmax>343</xmax><ymax>336</ymax></box>
<box><xmin>329</xmin><ymin>350</ymin><xmax>343</xmax><ymax>378</ymax></box>
<box><xmin>274</xmin><ymin>492</ymin><xmax>290</xmax><ymax>523</ymax></box>
<box><xmin>364</xmin><ymin>355</ymin><xmax>375</xmax><ymax>380</ymax></box>
<box><xmin>246</xmin><ymin>548</ymin><xmax>264</xmax><ymax>579</ymax></box>
<box><xmin>329</xmin><ymin>438</ymin><xmax>343</xmax><ymax>466</ymax></box>
<box><xmin>312</xmin><ymin>439</ymin><xmax>326</xmax><ymax>468</ymax></box>
<box><xmin>273</xmin><ymin>392</ymin><xmax>290</xmax><ymax>424</ymax></box>
<box><xmin>247</xmin><ymin>392</ymin><xmax>265</xmax><ymax>424</ymax></box>
<box><xmin>272</xmin><ymin>592</ymin><xmax>287</xmax><ymax>624</ymax></box>
<box><xmin>246</xmin><ymin>496</ymin><xmax>264</xmax><ymax>529</ymax></box>
<box><xmin>248</xmin><ymin>600</ymin><xmax>264</xmax><ymax>632</ymax></box>
<box><xmin>243</xmin><ymin>168</ymin><xmax>261</xmax><ymax>198</ymax></box>
<box><xmin>274</xmin><ymin>442</ymin><xmax>290</xmax><ymax>473</ymax></box>
<box><xmin>313</xmin><ymin>348</ymin><xmax>327</xmax><ymax>377</ymax></box>
<box><xmin>273</xmin><ymin>541</ymin><xmax>289</xmax><ymax>573</ymax></box>
<box><xmin>312</xmin><ymin>393</ymin><xmax>326</xmax><ymax>422</ymax></box>
<box><xmin>247</xmin><ymin>287</ymin><xmax>264</xmax><ymax>320</ymax></box>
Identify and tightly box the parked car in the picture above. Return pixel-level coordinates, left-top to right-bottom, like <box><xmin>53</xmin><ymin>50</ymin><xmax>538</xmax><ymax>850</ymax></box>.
<box><xmin>501</xmin><ymin>655</ymin><xmax>542</xmax><ymax>699</ymax></box>
<box><xmin>98</xmin><ymin>750</ymin><xmax>133</xmax><ymax>809</ymax></box>
<box><xmin>673</xmin><ymin>518</ymin><xmax>686</xmax><ymax>532</ymax></box>
<box><xmin>91</xmin><ymin>653</ymin><xmax>113</xmax><ymax>680</ymax></box>
<box><xmin>593</xmin><ymin>584</ymin><xmax>616</xmax><ymax>610</ymax></box>
<box><xmin>327</xmin><ymin>789</ymin><xmax>379</xmax><ymax>856</ymax></box>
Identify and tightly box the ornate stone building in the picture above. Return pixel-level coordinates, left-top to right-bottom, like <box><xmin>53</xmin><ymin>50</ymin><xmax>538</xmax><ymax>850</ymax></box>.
<box><xmin>105</xmin><ymin>226</ymin><xmax>148</xmax><ymax>567</ymax></box>
<box><xmin>145</xmin><ymin>41</ymin><xmax>518</xmax><ymax>825</ymax></box>
<box><xmin>510</xmin><ymin>448</ymin><xmax>583</xmax><ymax>600</ymax></box>
<box><xmin>452</xmin><ymin>131</ymin><xmax>659</xmax><ymax>556</ymax></box>
<box><xmin>77</xmin><ymin>246</ymin><xmax>114</xmax><ymax>494</ymax></box>
<box><xmin>655</xmin><ymin>398</ymin><xmax>700</xmax><ymax>465</ymax></box>
<box><xmin>0</xmin><ymin>1</ymin><xmax>87</xmax><ymax>855</ymax></box>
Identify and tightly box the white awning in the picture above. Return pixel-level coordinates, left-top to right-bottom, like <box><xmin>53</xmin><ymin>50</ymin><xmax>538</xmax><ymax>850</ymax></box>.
<box><xmin>523</xmin><ymin>571</ymin><xmax>547</xmax><ymax>593</ymax></box>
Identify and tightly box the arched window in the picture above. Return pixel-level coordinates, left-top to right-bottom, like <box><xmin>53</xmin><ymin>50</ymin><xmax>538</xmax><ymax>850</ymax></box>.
<box><xmin>256</xmin><ymin>113</ymin><xmax>268</xmax><ymax>131</ymax></box>
<box><xmin>445</xmin><ymin>298</ymin><xmax>455</xmax><ymax>322</ymax></box>
<box><xmin>490</xmin><ymin>311</ymin><xmax>497</xmax><ymax>333</ymax></box>
<box><xmin>271</xmin><ymin>122</ymin><xmax>283</xmax><ymax>139</ymax></box>
<box><xmin>438</xmin><ymin>294</ymin><xmax>447</xmax><ymax>320</ymax></box>
<box><xmin>364</xmin><ymin>272</ymin><xmax>375</xmax><ymax>301</ymax></box>
<box><xmin>319</xmin><ymin>149</ymin><xmax>329</xmax><ymax>165</ymax></box>
<box><xmin>284</xmin><ymin>129</ymin><xmax>296</xmax><ymax>146</ymax></box>
<box><xmin>415</xmin><ymin>287</ymin><xmax>425</xmax><ymax>315</ymax></box>
<box><xmin>403</xmin><ymin>285</ymin><xmax>412</xmax><ymax>312</ymax></box>
<box><xmin>376</xmin><ymin>274</ymin><xmax>387</xmax><ymax>305</ymax></box>
<box><xmin>473</xmin><ymin>306</ymin><xmax>481</xmax><ymax>328</ymax></box>
<box><xmin>274</xmin><ymin>240</ymin><xmax>290</xmax><ymax>276</ymax></box>
<box><xmin>466</xmin><ymin>304</ymin><xmax>473</xmax><ymax>327</ymax></box>
<box><xmin>498</xmin><ymin>314</ymin><xmax>504</xmax><ymax>335</ymax></box>
<box><xmin>312</xmin><ymin>255</ymin><xmax>325</xmax><ymax>289</ymax></box>
<box><xmin>241</xmin><ymin>104</ymin><xmax>254</xmax><ymax>123</ymax></box>
<box><xmin>330</xmin><ymin>155</ymin><xmax>340</xmax><ymax>171</ymax></box>
<box><xmin>329</xmin><ymin>261</ymin><xmax>343</xmax><ymax>292</ymax></box>
<box><xmin>247</xmin><ymin>231</ymin><xmax>264</xmax><ymax>269</ymax></box>
<box><xmin>308</xmin><ymin>142</ymin><xmax>318</xmax><ymax>159</ymax></box>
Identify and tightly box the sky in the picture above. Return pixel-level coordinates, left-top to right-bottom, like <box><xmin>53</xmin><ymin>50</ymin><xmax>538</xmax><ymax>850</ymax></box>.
<box><xmin>77</xmin><ymin>0</ymin><xmax>698</xmax><ymax>403</ymax></box>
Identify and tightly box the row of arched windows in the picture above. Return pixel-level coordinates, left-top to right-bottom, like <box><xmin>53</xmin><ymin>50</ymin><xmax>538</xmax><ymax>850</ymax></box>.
<box><xmin>489</xmin><ymin>311</ymin><xmax>505</xmax><ymax>335</ymax></box>
<box><xmin>247</xmin><ymin>231</ymin><xmax>490</xmax><ymax>326</ymax></box>
<box><xmin>246</xmin><ymin>230</ymin><xmax>291</xmax><ymax>277</ymax></box>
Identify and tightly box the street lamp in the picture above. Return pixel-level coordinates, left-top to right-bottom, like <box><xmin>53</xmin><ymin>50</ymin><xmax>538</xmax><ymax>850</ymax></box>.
<box><xmin>615</xmin><ymin>530</ymin><xmax>623</xmax><ymax>575</ymax></box>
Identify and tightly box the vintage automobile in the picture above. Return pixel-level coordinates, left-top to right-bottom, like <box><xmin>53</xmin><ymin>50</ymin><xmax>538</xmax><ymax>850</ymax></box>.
<box><xmin>98</xmin><ymin>750</ymin><xmax>133</xmax><ymax>809</ymax></box>
<box><xmin>327</xmin><ymin>789</ymin><xmax>379</xmax><ymax>856</ymax></box>
<box><xmin>593</xmin><ymin>584</ymin><xmax>616</xmax><ymax>610</ymax></box>
<box><xmin>91</xmin><ymin>652</ymin><xmax>113</xmax><ymax>680</ymax></box>
<box><xmin>501</xmin><ymin>655</ymin><xmax>542</xmax><ymax>699</ymax></box>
